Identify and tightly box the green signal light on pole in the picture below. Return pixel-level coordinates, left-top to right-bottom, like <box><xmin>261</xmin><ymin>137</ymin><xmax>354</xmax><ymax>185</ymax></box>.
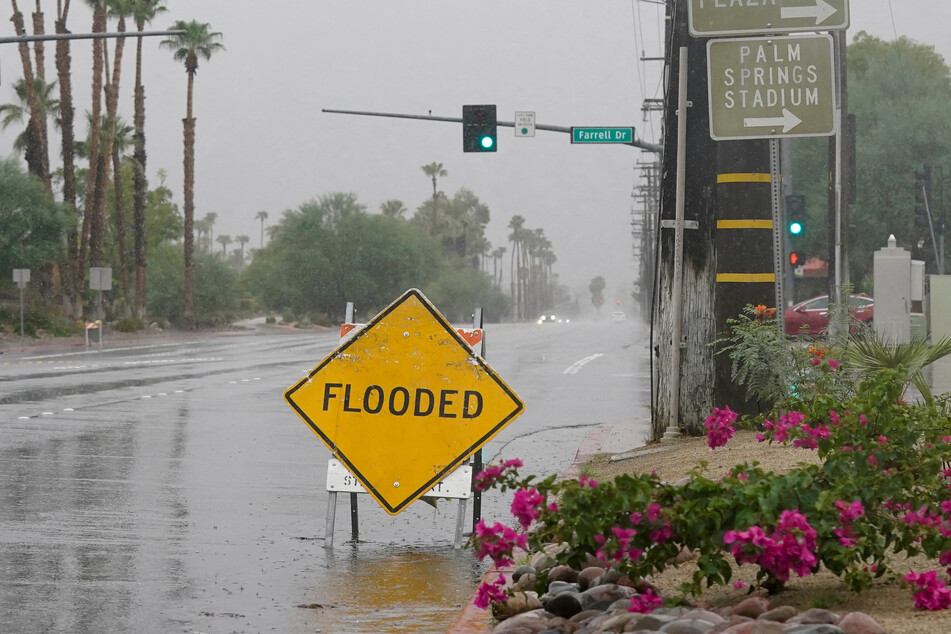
<box><xmin>789</xmin><ymin>221</ymin><xmax>803</xmax><ymax>235</ymax></box>
<box><xmin>481</xmin><ymin>135</ymin><xmax>494</xmax><ymax>150</ymax></box>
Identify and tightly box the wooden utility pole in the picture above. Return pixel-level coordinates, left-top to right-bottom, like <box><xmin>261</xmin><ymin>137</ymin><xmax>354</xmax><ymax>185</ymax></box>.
<box><xmin>653</xmin><ymin>0</ymin><xmax>718</xmax><ymax>438</ymax></box>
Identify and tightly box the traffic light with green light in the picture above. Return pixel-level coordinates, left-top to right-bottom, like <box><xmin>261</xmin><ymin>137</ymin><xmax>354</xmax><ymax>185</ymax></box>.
<box><xmin>786</xmin><ymin>194</ymin><xmax>805</xmax><ymax>237</ymax></box>
<box><xmin>463</xmin><ymin>105</ymin><xmax>497</xmax><ymax>153</ymax></box>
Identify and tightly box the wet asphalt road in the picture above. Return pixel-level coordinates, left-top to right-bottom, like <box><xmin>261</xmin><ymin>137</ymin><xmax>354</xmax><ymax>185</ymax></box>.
<box><xmin>0</xmin><ymin>317</ymin><xmax>651</xmax><ymax>633</ymax></box>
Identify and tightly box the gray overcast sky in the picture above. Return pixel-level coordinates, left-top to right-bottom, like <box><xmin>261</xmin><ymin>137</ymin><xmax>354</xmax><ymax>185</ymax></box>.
<box><xmin>0</xmin><ymin>1</ymin><xmax>947</xmax><ymax>304</ymax></box>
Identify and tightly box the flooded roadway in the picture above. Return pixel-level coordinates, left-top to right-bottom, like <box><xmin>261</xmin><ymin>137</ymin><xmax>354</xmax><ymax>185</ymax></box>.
<box><xmin>0</xmin><ymin>318</ymin><xmax>650</xmax><ymax>632</ymax></box>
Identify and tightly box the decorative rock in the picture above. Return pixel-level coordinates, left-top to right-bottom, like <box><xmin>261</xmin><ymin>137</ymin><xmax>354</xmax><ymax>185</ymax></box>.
<box><xmin>597</xmin><ymin>611</ymin><xmax>644</xmax><ymax>632</ymax></box>
<box><xmin>579</xmin><ymin>584</ymin><xmax>631</xmax><ymax>610</ymax></box>
<box><xmin>515</xmin><ymin>573</ymin><xmax>538</xmax><ymax>591</ymax></box>
<box><xmin>492</xmin><ymin>608</ymin><xmax>553</xmax><ymax>633</ymax></box>
<box><xmin>493</xmin><ymin>591</ymin><xmax>544</xmax><ymax>619</ymax></box>
<box><xmin>601</xmin><ymin>568</ymin><xmax>624</xmax><ymax>584</ymax></box>
<box><xmin>730</xmin><ymin>596</ymin><xmax>771</xmax><ymax>619</ymax></box>
<box><xmin>569</xmin><ymin>608</ymin><xmax>605</xmax><ymax>623</ymax></box>
<box><xmin>787</xmin><ymin>609</ymin><xmax>840</xmax><ymax>625</ymax></box>
<box><xmin>708</xmin><ymin>614</ymin><xmax>753</xmax><ymax>634</ymax></box>
<box><xmin>545</xmin><ymin>592</ymin><xmax>584</xmax><ymax>619</ymax></box>
<box><xmin>513</xmin><ymin>565</ymin><xmax>537</xmax><ymax>582</ymax></box>
<box><xmin>681</xmin><ymin>608</ymin><xmax>725</xmax><ymax>625</ymax></box>
<box><xmin>758</xmin><ymin>606</ymin><xmax>797</xmax><ymax>623</ymax></box>
<box><xmin>659</xmin><ymin>617</ymin><xmax>717</xmax><ymax>633</ymax></box>
<box><xmin>542</xmin><ymin>616</ymin><xmax>581</xmax><ymax>633</ymax></box>
<box><xmin>834</xmin><ymin>612</ymin><xmax>886</xmax><ymax>634</ymax></box>
<box><xmin>549</xmin><ymin>565</ymin><xmax>581</xmax><ymax>584</ymax></box>
<box><xmin>629</xmin><ymin>612</ymin><xmax>678</xmax><ymax>630</ymax></box>
<box><xmin>784</xmin><ymin>626</ymin><xmax>845</xmax><ymax>634</ymax></box>
<box><xmin>532</xmin><ymin>551</ymin><xmax>556</xmax><ymax>571</ymax></box>
<box><xmin>547</xmin><ymin>581</ymin><xmax>581</xmax><ymax>597</ymax></box>
<box><xmin>577</xmin><ymin>567</ymin><xmax>605</xmax><ymax>591</ymax></box>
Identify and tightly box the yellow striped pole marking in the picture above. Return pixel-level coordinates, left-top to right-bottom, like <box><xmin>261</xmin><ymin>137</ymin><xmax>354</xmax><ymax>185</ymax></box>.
<box><xmin>716</xmin><ymin>273</ymin><xmax>776</xmax><ymax>283</ymax></box>
<box><xmin>716</xmin><ymin>219</ymin><xmax>773</xmax><ymax>229</ymax></box>
<box><xmin>717</xmin><ymin>173</ymin><xmax>772</xmax><ymax>184</ymax></box>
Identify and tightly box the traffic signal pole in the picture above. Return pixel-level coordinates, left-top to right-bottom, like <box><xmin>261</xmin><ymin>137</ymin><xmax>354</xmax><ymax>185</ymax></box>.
<box><xmin>321</xmin><ymin>108</ymin><xmax>663</xmax><ymax>154</ymax></box>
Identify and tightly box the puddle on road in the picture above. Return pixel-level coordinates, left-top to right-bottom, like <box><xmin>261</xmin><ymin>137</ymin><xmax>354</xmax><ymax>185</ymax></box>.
<box><xmin>299</xmin><ymin>544</ymin><xmax>489</xmax><ymax>633</ymax></box>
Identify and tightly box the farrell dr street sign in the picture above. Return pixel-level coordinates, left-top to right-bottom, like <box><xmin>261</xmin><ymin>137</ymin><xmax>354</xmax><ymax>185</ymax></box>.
<box><xmin>688</xmin><ymin>0</ymin><xmax>849</xmax><ymax>36</ymax></box>
<box><xmin>706</xmin><ymin>34</ymin><xmax>836</xmax><ymax>141</ymax></box>
<box><xmin>284</xmin><ymin>289</ymin><xmax>524</xmax><ymax>515</ymax></box>
<box><xmin>571</xmin><ymin>127</ymin><xmax>634</xmax><ymax>144</ymax></box>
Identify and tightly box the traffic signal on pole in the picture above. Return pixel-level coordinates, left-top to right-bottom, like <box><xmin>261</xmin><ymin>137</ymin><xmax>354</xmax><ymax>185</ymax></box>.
<box><xmin>463</xmin><ymin>105</ymin><xmax>497</xmax><ymax>153</ymax></box>
<box><xmin>786</xmin><ymin>194</ymin><xmax>805</xmax><ymax>236</ymax></box>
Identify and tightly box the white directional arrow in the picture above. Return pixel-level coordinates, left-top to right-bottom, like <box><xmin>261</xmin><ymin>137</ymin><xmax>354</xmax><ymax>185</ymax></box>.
<box><xmin>743</xmin><ymin>109</ymin><xmax>803</xmax><ymax>133</ymax></box>
<box><xmin>780</xmin><ymin>0</ymin><xmax>838</xmax><ymax>25</ymax></box>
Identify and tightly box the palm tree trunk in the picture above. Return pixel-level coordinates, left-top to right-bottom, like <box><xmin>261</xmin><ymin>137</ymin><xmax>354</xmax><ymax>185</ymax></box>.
<box><xmin>183</xmin><ymin>69</ymin><xmax>197</xmax><ymax>325</ymax></box>
<box><xmin>112</xmin><ymin>147</ymin><xmax>130</xmax><ymax>312</ymax></box>
<box><xmin>55</xmin><ymin>7</ymin><xmax>82</xmax><ymax>318</ymax></box>
<box><xmin>133</xmin><ymin>21</ymin><xmax>148</xmax><ymax>320</ymax></box>
<box><xmin>82</xmin><ymin>3</ymin><xmax>107</xmax><ymax>277</ymax></box>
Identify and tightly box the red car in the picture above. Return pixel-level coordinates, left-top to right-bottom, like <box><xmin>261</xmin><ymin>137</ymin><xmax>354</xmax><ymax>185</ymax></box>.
<box><xmin>784</xmin><ymin>294</ymin><xmax>874</xmax><ymax>335</ymax></box>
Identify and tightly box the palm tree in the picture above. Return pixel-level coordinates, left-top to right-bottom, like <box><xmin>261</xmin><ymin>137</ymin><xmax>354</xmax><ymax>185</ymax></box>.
<box><xmin>0</xmin><ymin>77</ymin><xmax>59</xmax><ymax>177</ymax></box>
<box><xmin>9</xmin><ymin>0</ymin><xmax>52</xmax><ymax>191</ymax></box>
<box><xmin>421</xmin><ymin>162</ymin><xmax>447</xmax><ymax>236</ymax></box>
<box><xmin>508</xmin><ymin>215</ymin><xmax>526</xmax><ymax>320</ymax></box>
<box><xmin>255</xmin><ymin>210</ymin><xmax>268</xmax><ymax>247</ymax></box>
<box><xmin>380</xmin><ymin>199</ymin><xmax>407</xmax><ymax>219</ymax></box>
<box><xmin>216</xmin><ymin>234</ymin><xmax>232</xmax><ymax>257</ymax></box>
<box><xmin>132</xmin><ymin>0</ymin><xmax>167</xmax><ymax>320</ymax></box>
<box><xmin>235</xmin><ymin>235</ymin><xmax>250</xmax><ymax>262</ymax></box>
<box><xmin>194</xmin><ymin>217</ymin><xmax>211</xmax><ymax>251</ymax></box>
<box><xmin>161</xmin><ymin>20</ymin><xmax>225</xmax><ymax>326</ymax></box>
<box><xmin>203</xmin><ymin>212</ymin><xmax>218</xmax><ymax>247</ymax></box>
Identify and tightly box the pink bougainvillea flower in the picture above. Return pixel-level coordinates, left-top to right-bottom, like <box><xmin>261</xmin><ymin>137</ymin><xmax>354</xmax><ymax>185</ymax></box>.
<box><xmin>474</xmin><ymin>573</ymin><xmax>508</xmax><ymax>609</ymax></box>
<box><xmin>510</xmin><ymin>487</ymin><xmax>545</xmax><ymax>529</ymax></box>
<box><xmin>628</xmin><ymin>588</ymin><xmax>663</xmax><ymax>613</ymax></box>
<box><xmin>705</xmin><ymin>406</ymin><xmax>737</xmax><ymax>448</ymax></box>
<box><xmin>905</xmin><ymin>570</ymin><xmax>951</xmax><ymax>610</ymax></box>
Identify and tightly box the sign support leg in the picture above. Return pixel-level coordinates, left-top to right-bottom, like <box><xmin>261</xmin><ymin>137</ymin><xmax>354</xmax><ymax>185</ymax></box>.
<box><xmin>469</xmin><ymin>307</ymin><xmax>485</xmax><ymax>535</ymax></box>
<box><xmin>324</xmin><ymin>491</ymin><xmax>337</xmax><ymax>548</ymax></box>
<box><xmin>349</xmin><ymin>492</ymin><xmax>359</xmax><ymax>542</ymax></box>
<box><xmin>664</xmin><ymin>46</ymin><xmax>689</xmax><ymax>439</ymax></box>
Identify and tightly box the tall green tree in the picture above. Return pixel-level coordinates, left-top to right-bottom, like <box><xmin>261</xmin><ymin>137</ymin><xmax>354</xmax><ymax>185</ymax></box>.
<box><xmin>0</xmin><ymin>159</ymin><xmax>69</xmax><ymax>287</ymax></box>
<box><xmin>793</xmin><ymin>33</ymin><xmax>951</xmax><ymax>288</ymax></box>
<box><xmin>161</xmin><ymin>20</ymin><xmax>224</xmax><ymax>326</ymax></box>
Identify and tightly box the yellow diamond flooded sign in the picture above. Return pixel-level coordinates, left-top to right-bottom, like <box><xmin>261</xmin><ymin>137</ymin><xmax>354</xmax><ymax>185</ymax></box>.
<box><xmin>284</xmin><ymin>289</ymin><xmax>524</xmax><ymax>515</ymax></box>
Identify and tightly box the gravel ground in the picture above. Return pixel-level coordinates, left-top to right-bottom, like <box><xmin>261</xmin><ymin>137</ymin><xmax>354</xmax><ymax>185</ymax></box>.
<box><xmin>580</xmin><ymin>430</ymin><xmax>951</xmax><ymax>633</ymax></box>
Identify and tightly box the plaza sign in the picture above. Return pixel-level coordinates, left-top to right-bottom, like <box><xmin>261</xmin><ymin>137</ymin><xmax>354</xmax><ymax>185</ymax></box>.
<box><xmin>689</xmin><ymin>0</ymin><xmax>849</xmax><ymax>36</ymax></box>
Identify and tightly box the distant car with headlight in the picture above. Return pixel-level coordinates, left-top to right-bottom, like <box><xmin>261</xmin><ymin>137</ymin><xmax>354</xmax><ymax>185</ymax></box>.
<box><xmin>537</xmin><ymin>314</ymin><xmax>568</xmax><ymax>324</ymax></box>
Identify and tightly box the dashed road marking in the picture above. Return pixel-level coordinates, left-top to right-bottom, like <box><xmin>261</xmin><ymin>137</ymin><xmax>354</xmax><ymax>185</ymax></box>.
<box><xmin>563</xmin><ymin>353</ymin><xmax>604</xmax><ymax>375</ymax></box>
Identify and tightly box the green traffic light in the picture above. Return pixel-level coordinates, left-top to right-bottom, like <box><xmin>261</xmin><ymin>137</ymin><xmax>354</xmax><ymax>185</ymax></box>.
<box><xmin>789</xmin><ymin>221</ymin><xmax>803</xmax><ymax>235</ymax></box>
<box><xmin>481</xmin><ymin>136</ymin><xmax>494</xmax><ymax>150</ymax></box>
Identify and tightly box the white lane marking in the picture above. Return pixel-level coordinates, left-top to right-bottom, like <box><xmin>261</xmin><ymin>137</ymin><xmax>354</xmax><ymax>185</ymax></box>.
<box><xmin>563</xmin><ymin>353</ymin><xmax>604</xmax><ymax>375</ymax></box>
